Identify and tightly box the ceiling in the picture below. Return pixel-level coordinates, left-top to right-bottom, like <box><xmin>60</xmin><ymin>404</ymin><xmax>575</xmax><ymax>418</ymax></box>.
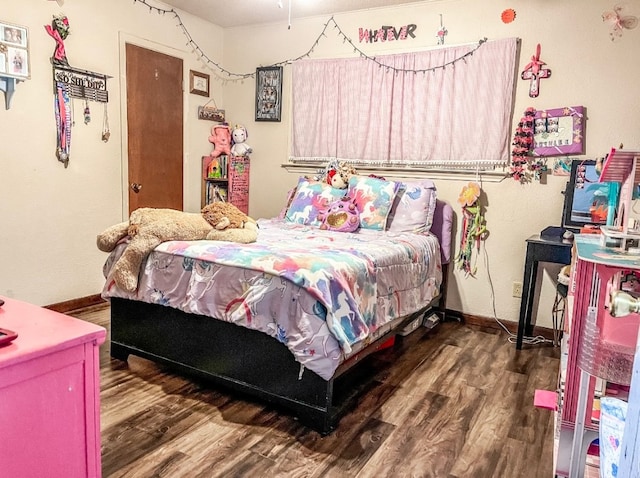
<box><xmin>161</xmin><ymin>0</ymin><xmax>428</xmax><ymax>28</ymax></box>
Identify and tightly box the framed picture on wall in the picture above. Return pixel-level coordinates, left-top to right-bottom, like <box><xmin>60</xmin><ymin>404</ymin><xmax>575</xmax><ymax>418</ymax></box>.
<box><xmin>0</xmin><ymin>20</ymin><xmax>29</xmax><ymax>79</ymax></box>
<box><xmin>532</xmin><ymin>106</ymin><xmax>585</xmax><ymax>157</ymax></box>
<box><xmin>255</xmin><ymin>66</ymin><xmax>282</xmax><ymax>122</ymax></box>
<box><xmin>189</xmin><ymin>70</ymin><xmax>210</xmax><ymax>97</ymax></box>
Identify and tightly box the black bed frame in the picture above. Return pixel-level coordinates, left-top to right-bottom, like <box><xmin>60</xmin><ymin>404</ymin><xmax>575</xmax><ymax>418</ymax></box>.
<box><xmin>110</xmin><ymin>295</ymin><xmax>443</xmax><ymax>435</ymax></box>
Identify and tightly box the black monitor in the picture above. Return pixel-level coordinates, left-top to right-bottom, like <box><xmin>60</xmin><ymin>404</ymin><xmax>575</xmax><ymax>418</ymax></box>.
<box><xmin>561</xmin><ymin>159</ymin><xmax>617</xmax><ymax>232</ymax></box>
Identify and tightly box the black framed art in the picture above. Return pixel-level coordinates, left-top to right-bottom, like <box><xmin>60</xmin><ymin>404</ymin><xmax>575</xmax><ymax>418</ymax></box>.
<box><xmin>255</xmin><ymin>66</ymin><xmax>282</xmax><ymax>122</ymax></box>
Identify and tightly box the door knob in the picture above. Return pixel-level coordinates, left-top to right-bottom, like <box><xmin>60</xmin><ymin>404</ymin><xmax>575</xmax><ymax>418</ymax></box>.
<box><xmin>130</xmin><ymin>183</ymin><xmax>143</xmax><ymax>193</ymax></box>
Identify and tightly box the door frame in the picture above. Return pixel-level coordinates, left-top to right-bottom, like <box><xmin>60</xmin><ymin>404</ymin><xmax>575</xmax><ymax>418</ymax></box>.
<box><xmin>118</xmin><ymin>32</ymin><xmax>189</xmax><ymax>219</ymax></box>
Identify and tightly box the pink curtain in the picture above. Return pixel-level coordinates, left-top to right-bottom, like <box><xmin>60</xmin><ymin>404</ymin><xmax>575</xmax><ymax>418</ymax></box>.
<box><xmin>291</xmin><ymin>37</ymin><xmax>518</xmax><ymax>168</ymax></box>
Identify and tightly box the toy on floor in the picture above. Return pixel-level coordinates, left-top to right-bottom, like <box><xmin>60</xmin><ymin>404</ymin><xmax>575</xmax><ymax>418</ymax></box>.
<box><xmin>97</xmin><ymin>203</ymin><xmax>257</xmax><ymax>292</ymax></box>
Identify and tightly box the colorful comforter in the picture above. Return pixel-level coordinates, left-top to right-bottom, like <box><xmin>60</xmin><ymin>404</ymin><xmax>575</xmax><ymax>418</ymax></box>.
<box><xmin>102</xmin><ymin>218</ymin><xmax>442</xmax><ymax>380</ymax></box>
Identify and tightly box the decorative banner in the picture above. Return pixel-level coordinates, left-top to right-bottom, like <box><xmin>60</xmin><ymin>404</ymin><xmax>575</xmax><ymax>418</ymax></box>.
<box><xmin>358</xmin><ymin>24</ymin><xmax>417</xmax><ymax>43</ymax></box>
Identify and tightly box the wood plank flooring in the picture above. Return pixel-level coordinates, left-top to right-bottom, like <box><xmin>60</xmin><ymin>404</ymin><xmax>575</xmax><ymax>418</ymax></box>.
<box><xmin>70</xmin><ymin>304</ymin><xmax>560</xmax><ymax>478</ymax></box>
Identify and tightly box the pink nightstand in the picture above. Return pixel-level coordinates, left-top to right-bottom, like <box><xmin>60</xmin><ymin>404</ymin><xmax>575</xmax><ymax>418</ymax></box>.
<box><xmin>0</xmin><ymin>296</ymin><xmax>106</xmax><ymax>478</ymax></box>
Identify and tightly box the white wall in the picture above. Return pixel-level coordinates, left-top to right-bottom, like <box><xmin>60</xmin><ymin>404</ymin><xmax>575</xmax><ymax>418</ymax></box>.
<box><xmin>222</xmin><ymin>0</ymin><xmax>640</xmax><ymax>329</ymax></box>
<box><xmin>0</xmin><ymin>0</ymin><xmax>222</xmax><ymax>305</ymax></box>
<box><xmin>1</xmin><ymin>0</ymin><xmax>639</xmax><ymax>333</ymax></box>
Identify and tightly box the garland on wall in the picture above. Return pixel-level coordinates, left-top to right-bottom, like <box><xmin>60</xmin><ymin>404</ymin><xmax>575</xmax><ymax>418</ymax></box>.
<box><xmin>132</xmin><ymin>0</ymin><xmax>489</xmax><ymax>82</ymax></box>
<box><xmin>509</xmin><ymin>107</ymin><xmax>547</xmax><ymax>183</ymax></box>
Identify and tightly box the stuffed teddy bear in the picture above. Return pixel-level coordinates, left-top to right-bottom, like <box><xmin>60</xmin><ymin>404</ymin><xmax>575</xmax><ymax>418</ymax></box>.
<box><xmin>209</xmin><ymin>124</ymin><xmax>232</xmax><ymax>158</ymax></box>
<box><xmin>317</xmin><ymin>196</ymin><xmax>360</xmax><ymax>232</ymax></box>
<box><xmin>97</xmin><ymin>202</ymin><xmax>257</xmax><ymax>292</ymax></box>
<box><xmin>230</xmin><ymin>124</ymin><xmax>252</xmax><ymax>157</ymax></box>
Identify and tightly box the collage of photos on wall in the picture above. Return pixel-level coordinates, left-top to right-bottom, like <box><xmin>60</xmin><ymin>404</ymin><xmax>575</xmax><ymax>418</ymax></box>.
<box><xmin>0</xmin><ymin>21</ymin><xmax>29</xmax><ymax>79</ymax></box>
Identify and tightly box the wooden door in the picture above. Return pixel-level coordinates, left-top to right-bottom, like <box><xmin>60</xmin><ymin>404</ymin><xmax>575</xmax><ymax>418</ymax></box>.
<box><xmin>126</xmin><ymin>43</ymin><xmax>183</xmax><ymax>213</ymax></box>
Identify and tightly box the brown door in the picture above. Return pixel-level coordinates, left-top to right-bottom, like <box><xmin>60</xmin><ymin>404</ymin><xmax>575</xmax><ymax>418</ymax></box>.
<box><xmin>126</xmin><ymin>43</ymin><xmax>183</xmax><ymax>213</ymax></box>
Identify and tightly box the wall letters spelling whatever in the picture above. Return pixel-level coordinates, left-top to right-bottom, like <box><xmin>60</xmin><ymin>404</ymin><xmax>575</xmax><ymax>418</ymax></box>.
<box><xmin>358</xmin><ymin>24</ymin><xmax>417</xmax><ymax>43</ymax></box>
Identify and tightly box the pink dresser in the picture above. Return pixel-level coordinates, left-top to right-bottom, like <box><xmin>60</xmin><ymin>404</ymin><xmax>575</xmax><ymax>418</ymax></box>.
<box><xmin>0</xmin><ymin>297</ymin><xmax>106</xmax><ymax>478</ymax></box>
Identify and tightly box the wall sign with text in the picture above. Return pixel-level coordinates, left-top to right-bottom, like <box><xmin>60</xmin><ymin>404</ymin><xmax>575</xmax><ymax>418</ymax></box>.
<box><xmin>358</xmin><ymin>24</ymin><xmax>417</xmax><ymax>43</ymax></box>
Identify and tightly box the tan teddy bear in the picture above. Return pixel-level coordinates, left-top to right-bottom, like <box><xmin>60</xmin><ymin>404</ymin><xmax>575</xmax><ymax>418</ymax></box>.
<box><xmin>97</xmin><ymin>203</ymin><xmax>258</xmax><ymax>292</ymax></box>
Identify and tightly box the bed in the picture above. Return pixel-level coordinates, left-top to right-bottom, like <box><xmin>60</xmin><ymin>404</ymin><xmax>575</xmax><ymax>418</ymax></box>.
<box><xmin>101</xmin><ymin>175</ymin><xmax>454</xmax><ymax>434</ymax></box>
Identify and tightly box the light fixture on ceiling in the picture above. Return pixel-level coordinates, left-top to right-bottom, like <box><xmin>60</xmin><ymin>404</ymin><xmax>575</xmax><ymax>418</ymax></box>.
<box><xmin>277</xmin><ymin>0</ymin><xmax>283</xmax><ymax>8</ymax></box>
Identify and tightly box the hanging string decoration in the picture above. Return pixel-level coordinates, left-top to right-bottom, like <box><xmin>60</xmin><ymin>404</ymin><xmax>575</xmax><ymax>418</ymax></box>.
<box><xmin>509</xmin><ymin>107</ymin><xmax>547</xmax><ymax>183</ymax></box>
<box><xmin>54</xmin><ymin>82</ymin><xmax>72</xmax><ymax>167</ymax></box>
<box><xmin>132</xmin><ymin>0</ymin><xmax>489</xmax><ymax>81</ymax></box>
<box><xmin>455</xmin><ymin>181</ymin><xmax>488</xmax><ymax>277</ymax></box>
<box><xmin>102</xmin><ymin>104</ymin><xmax>111</xmax><ymax>142</ymax></box>
<box><xmin>436</xmin><ymin>14</ymin><xmax>448</xmax><ymax>45</ymax></box>
<box><xmin>84</xmin><ymin>99</ymin><xmax>91</xmax><ymax>124</ymax></box>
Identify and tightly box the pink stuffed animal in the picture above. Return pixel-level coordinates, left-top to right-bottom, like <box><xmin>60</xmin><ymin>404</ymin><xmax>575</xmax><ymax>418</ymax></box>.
<box><xmin>209</xmin><ymin>124</ymin><xmax>231</xmax><ymax>158</ymax></box>
<box><xmin>318</xmin><ymin>196</ymin><xmax>360</xmax><ymax>232</ymax></box>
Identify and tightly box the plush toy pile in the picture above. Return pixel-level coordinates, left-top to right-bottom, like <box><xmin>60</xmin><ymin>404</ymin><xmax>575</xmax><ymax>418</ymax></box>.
<box><xmin>315</xmin><ymin>159</ymin><xmax>357</xmax><ymax>189</ymax></box>
<box><xmin>97</xmin><ymin>202</ymin><xmax>257</xmax><ymax>292</ymax></box>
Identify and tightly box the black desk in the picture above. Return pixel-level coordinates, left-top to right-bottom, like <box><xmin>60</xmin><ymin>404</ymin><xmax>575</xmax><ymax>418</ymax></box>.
<box><xmin>516</xmin><ymin>234</ymin><xmax>573</xmax><ymax>349</ymax></box>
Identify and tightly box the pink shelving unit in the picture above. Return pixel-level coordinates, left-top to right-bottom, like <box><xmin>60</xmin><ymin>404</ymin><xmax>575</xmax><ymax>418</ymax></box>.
<box><xmin>556</xmin><ymin>237</ymin><xmax>640</xmax><ymax>477</ymax></box>
<box><xmin>0</xmin><ymin>297</ymin><xmax>106</xmax><ymax>478</ymax></box>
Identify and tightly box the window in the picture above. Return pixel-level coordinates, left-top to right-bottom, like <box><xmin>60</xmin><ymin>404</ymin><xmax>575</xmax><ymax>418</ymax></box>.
<box><xmin>291</xmin><ymin>37</ymin><xmax>518</xmax><ymax>170</ymax></box>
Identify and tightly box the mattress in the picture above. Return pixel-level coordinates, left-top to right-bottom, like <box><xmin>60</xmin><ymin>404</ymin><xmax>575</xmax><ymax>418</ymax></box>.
<box><xmin>102</xmin><ymin>218</ymin><xmax>442</xmax><ymax>380</ymax></box>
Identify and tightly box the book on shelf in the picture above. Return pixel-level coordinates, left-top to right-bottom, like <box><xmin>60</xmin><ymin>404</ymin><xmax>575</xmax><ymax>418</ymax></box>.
<box><xmin>205</xmin><ymin>182</ymin><xmax>228</xmax><ymax>204</ymax></box>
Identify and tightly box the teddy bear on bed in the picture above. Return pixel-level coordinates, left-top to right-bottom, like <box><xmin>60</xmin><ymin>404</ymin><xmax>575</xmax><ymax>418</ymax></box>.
<box><xmin>97</xmin><ymin>202</ymin><xmax>257</xmax><ymax>292</ymax></box>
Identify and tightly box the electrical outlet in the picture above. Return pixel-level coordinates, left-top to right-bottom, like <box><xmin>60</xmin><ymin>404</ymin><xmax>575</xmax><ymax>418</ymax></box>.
<box><xmin>512</xmin><ymin>281</ymin><xmax>523</xmax><ymax>298</ymax></box>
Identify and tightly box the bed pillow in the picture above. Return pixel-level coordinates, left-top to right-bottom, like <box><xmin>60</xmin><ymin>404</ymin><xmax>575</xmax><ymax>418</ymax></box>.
<box><xmin>277</xmin><ymin>185</ymin><xmax>298</xmax><ymax>220</ymax></box>
<box><xmin>347</xmin><ymin>175</ymin><xmax>400</xmax><ymax>231</ymax></box>
<box><xmin>387</xmin><ymin>179</ymin><xmax>438</xmax><ymax>233</ymax></box>
<box><xmin>284</xmin><ymin>177</ymin><xmax>346</xmax><ymax>226</ymax></box>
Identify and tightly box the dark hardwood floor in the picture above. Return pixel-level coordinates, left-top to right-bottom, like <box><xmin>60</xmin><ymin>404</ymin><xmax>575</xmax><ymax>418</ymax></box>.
<box><xmin>70</xmin><ymin>304</ymin><xmax>560</xmax><ymax>478</ymax></box>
